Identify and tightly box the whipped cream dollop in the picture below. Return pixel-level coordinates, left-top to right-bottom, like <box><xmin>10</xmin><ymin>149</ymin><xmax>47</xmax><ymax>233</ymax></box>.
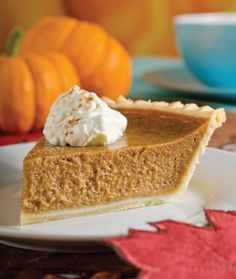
<box><xmin>43</xmin><ymin>86</ymin><xmax>127</xmax><ymax>147</ymax></box>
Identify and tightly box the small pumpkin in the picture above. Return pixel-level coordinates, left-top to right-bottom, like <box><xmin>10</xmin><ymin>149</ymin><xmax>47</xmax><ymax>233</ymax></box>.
<box><xmin>20</xmin><ymin>16</ymin><xmax>132</xmax><ymax>99</ymax></box>
<box><xmin>0</xmin><ymin>28</ymin><xmax>80</xmax><ymax>133</ymax></box>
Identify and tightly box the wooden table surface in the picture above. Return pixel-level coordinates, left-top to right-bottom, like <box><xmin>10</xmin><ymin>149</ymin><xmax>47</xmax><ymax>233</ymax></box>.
<box><xmin>1</xmin><ymin>112</ymin><xmax>236</xmax><ymax>279</ymax></box>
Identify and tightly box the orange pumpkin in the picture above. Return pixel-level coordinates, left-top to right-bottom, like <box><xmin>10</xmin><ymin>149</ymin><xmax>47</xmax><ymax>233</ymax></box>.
<box><xmin>0</xmin><ymin>28</ymin><xmax>80</xmax><ymax>133</ymax></box>
<box><xmin>20</xmin><ymin>16</ymin><xmax>132</xmax><ymax>99</ymax></box>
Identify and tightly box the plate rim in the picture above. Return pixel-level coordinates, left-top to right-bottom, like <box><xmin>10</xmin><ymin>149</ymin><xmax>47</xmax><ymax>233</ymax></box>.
<box><xmin>142</xmin><ymin>62</ymin><xmax>236</xmax><ymax>96</ymax></box>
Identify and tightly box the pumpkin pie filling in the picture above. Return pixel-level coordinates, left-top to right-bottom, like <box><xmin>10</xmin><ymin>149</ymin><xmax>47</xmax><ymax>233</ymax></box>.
<box><xmin>21</xmin><ymin>103</ymin><xmax>223</xmax><ymax>225</ymax></box>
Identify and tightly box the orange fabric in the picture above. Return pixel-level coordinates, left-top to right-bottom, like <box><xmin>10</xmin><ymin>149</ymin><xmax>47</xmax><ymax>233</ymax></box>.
<box><xmin>64</xmin><ymin>0</ymin><xmax>236</xmax><ymax>56</ymax></box>
<box><xmin>0</xmin><ymin>0</ymin><xmax>65</xmax><ymax>53</ymax></box>
<box><xmin>1</xmin><ymin>0</ymin><xmax>236</xmax><ymax>55</ymax></box>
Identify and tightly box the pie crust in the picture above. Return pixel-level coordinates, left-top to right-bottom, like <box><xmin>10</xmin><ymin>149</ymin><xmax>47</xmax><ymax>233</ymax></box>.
<box><xmin>21</xmin><ymin>97</ymin><xmax>225</xmax><ymax>224</ymax></box>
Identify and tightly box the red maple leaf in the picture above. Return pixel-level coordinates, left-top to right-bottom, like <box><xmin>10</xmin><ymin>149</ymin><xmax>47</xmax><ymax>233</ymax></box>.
<box><xmin>107</xmin><ymin>210</ymin><xmax>236</xmax><ymax>279</ymax></box>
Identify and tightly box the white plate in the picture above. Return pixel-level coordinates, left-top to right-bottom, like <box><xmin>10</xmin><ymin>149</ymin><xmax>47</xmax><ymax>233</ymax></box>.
<box><xmin>0</xmin><ymin>143</ymin><xmax>236</xmax><ymax>252</ymax></box>
<box><xmin>142</xmin><ymin>62</ymin><xmax>236</xmax><ymax>102</ymax></box>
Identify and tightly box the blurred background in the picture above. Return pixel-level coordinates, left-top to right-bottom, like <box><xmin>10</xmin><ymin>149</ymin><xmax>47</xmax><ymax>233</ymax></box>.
<box><xmin>1</xmin><ymin>0</ymin><xmax>236</xmax><ymax>56</ymax></box>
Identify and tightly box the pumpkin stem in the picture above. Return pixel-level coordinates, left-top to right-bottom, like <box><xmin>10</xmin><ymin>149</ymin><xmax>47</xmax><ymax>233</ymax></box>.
<box><xmin>5</xmin><ymin>27</ymin><xmax>24</xmax><ymax>56</ymax></box>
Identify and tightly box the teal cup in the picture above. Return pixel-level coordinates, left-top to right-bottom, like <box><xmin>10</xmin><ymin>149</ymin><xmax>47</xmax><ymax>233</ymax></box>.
<box><xmin>175</xmin><ymin>13</ymin><xmax>236</xmax><ymax>89</ymax></box>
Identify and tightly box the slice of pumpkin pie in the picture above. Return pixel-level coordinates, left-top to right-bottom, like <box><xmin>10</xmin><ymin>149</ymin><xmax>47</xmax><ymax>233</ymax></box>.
<box><xmin>21</xmin><ymin>86</ymin><xmax>225</xmax><ymax>224</ymax></box>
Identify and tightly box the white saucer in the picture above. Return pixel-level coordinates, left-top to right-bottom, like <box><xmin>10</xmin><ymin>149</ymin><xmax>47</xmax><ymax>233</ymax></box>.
<box><xmin>142</xmin><ymin>62</ymin><xmax>236</xmax><ymax>101</ymax></box>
